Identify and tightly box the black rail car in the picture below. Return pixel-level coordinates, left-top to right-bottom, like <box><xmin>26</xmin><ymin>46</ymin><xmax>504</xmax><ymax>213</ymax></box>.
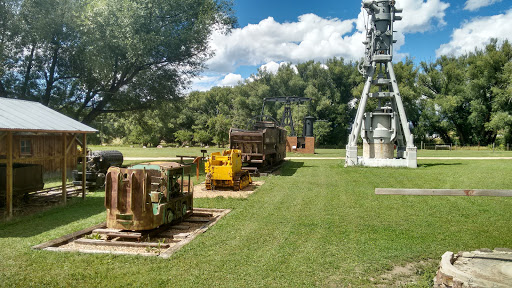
<box><xmin>229</xmin><ymin>121</ymin><xmax>287</xmax><ymax>169</ymax></box>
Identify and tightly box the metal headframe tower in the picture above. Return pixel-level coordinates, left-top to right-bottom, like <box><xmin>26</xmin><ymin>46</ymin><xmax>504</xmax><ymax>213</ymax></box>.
<box><xmin>345</xmin><ymin>0</ymin><xmax>417</xmax><ymax>168</ymax></box>
<box><xmin>262</xmin><ymin>96</ymin><xmax>311</xmax><ymax>136</ymax></box>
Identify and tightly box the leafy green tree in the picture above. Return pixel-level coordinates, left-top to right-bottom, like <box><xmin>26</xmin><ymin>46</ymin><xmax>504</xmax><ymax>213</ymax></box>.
<box><xmin>0</xmin><ymin>0</ymin><xmax>235</xmax><ymax>125</ymax></box>
<box><xmin>208</xmin><ymin>114</ymin><xmax>231</xmax><ymax>147</ymax></box>
<box><xmin>194</xmin><ymin>131</ymin><xmax>212</xmax><ymax>146</ymax></box>
<box><xmin>174</xmin><ymin>130</ymin><xmax>194</xmax><ymax>146</ymax></box>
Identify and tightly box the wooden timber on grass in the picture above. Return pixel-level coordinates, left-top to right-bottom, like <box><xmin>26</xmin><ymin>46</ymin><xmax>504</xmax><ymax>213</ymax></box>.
<box><xmin>375</xmin><ymin>188</ymin><xmax>512</xmax><ymax>197</ymax></box>
<box><xmin>74</xmin><ymin>239</ymin><xmax>173</xmax><ymax>248</ymax></box>
<box><xmin>32</xmin><ymin>208</ymin><xmax>230</xmax><ymax>258</ymax></box>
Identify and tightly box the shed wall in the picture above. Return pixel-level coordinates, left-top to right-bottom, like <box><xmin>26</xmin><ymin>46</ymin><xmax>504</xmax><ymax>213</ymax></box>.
<box><xmin>0</xmin><ymin>134</ymin><xmax>78</xmax><ymax>172</ymax></box>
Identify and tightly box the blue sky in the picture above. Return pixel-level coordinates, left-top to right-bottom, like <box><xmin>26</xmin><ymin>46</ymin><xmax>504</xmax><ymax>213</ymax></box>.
<box><xmin>191</xmin><ymin>0</ymin><xmax>512</xmax><ymax>91</ymax></box>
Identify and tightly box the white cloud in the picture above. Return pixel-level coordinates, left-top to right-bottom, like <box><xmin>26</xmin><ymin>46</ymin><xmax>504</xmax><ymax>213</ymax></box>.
<box><xmin>206</xmin><ymin>0</ymin><xmax>449</xmax><ymax>74</ymax></box>
<box><xmin>393</xmin><ymin>0</ymin><xmax>450</xmax><ymax>33</ymax></box>
<box><xmin>436</xmin><ymin>9</ymin><xmax>512</xmax><ymax>57</ymax></box>
<box><xmin>260</xmin><ymin>61</ymin><xmax>298</xmax><ymax>74</ymax></box>
<box><xmin>464</xmin><ymin>0</ymin><xmax>502</xmax><ymax>11</ymax></box>
<box><xmin>219</xmin><ymin>73</ymin><xmax>243</xmax><ymax>87</ymax></box>
<box><xmin>207</xmin><ymin>14</ymin><xmax>363</xmax><ymax>73</ymax></box>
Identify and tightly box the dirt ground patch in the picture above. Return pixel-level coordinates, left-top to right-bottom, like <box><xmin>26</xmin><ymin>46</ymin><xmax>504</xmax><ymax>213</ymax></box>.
<box><xmin>369</xmin><ymin>260</ymin><xmax>438</xmax><ymax>287</ymax></box>
<box><xmin>193</xmin><ymin>181</ymin><xmax>264</xmax><ymax>198</ymax></box>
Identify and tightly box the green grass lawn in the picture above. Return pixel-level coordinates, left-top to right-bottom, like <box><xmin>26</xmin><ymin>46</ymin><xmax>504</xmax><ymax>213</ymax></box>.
<box><xmin>1</xmin><ymin>157</ymin><xmax>511</xmax><ymax>287</ymax></box>
<box><xmin>89</xmin><ymin>145</ymin><xmax>512</xmax><ymax>159</ymax></box>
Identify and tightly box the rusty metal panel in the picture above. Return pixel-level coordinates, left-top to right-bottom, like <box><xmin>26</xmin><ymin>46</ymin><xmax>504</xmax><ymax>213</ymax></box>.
<box><xmin>229</xmin><ymin>124</ymin><xmax>287</xmax><ymax>167</ymax></box>
<box><xmin>105</xmin><ymin>162</ymin><xmax>193</xmax><ymax>231</ymax></box>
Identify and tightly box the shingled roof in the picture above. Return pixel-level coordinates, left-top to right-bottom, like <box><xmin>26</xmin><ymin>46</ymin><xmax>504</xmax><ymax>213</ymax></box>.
<box><xmin>0</xmin><ymin>97</ymin><xmax>97</xmax><ymax>133</ymax></box>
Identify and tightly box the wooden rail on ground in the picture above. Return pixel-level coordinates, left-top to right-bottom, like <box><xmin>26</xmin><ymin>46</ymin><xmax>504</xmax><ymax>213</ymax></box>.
<box><xmin>375</xmin><ymin>188</ymin><xmax>512</xmax><ymax>197</ymax></box>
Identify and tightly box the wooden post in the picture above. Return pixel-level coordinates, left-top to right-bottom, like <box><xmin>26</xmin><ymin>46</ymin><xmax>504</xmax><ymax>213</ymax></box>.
<box><xmin>6</xmin><ymin>131</ymin><xmax>13</xmax><ymax>218</ymax></box>
<box><xmin>82</xmin><ymin>133</ymin><xmax>87</xmax><ymax>199</ymax></box>
<box><xmin>62</xmin><ymin>133</ymin><xmax>67</xmax><ymax>204</ymax></box>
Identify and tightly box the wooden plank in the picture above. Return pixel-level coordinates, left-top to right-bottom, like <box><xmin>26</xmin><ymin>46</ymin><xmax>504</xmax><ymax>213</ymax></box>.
<box><xmin>183</xmin><ymin>217</ymin><xmax>211</xmax><ymax>223</ymax></box>
<box><xmin>92</xmin><ymin>228</ymin><xmax>123</xmax><ymax>234</ymax></box>
<box><xmin>6</xmin><ymin>131</ymin><xmax>13</xmax><ymax>218</ymax></box>
<box><xmin>156</xmin><ymin>231</ymin><xmax>184</xmax><ymax>238</ymax></box>
<box><xmin>172</xmin><ymin>233</ymin><xmax>191</xmax><ymax>240</ymax></box>
<box><xmin>65</xmin><ymin>134</ymin><xmax>76</xmax><ymax>154</ymax></box>
<box><xmin>32</xmin><ymin>222</ymin><xmax>107</xmax><ymax>250</ymax></box>
<box><xmin>191</xmin><ymin>212</ymin><xmax>214</xmax><ymax>218</ymax></box>
<box><xmin>11</xmin><ymin>156</ymin><xmax>67</xmax><ymax>162</ymax></box>
<box><xmin>375</xmin><ymin>188</ymin><xmax>512</xmax><ymax>197</ymax></box>
<box><xmin>169</xmin><ymin>225</ymin><xmax>190</xmax><ymax>230</ymax></box>
<box><xmin>62</xmin><ymin>133</ymin><xmax>67</xmax><ymax>204</ymax></box>
<box><xmin>82</xmin><ymin>134</ymin><xmax>87</xmax><ymax>199</ymax></box>
<box><xmin>104</xmin><ymin>232</ymin><xmax>142</xmax><ymax>239</ymax></box>
<box><xmin>74</xmin><ymin>239</ymin><xmax>170</xmax><ymax>248</ymax></box>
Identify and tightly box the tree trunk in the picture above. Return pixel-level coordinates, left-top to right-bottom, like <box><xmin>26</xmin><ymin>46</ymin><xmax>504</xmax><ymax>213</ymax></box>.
<box><xmin>21</xmin><ymin>44</ymin><xmax>36</xmax><ymax>99</ymax></box>
<box><xmin>42</xmin><ymin>44</ymin><xmax>60</xmax><ymax>106</ymax></box>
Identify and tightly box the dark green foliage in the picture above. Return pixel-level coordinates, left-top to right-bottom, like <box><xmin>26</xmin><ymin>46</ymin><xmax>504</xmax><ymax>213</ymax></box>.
<box><xmin>0</xmin><ymin>0</ymin><xmax>235</xmax><ymax>124</ymax></box>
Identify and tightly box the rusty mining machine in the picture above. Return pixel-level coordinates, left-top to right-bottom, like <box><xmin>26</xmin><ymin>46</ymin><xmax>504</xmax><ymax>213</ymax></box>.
<box><xmin>205</xmin><ymin>149</ymin><xmax>252</xmax><ymax>191</ymax></box>
<box><xmin>105</xmin><ymin>162</ymin><xmax>193</xmax><ymax>231</ymax></box>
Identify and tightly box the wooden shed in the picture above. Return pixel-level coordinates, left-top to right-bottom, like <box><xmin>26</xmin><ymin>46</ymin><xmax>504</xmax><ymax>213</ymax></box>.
<box><xmin>0</xmin><ymin>97</ymin><xmax>97</xmax><ymax>218</ymax></box>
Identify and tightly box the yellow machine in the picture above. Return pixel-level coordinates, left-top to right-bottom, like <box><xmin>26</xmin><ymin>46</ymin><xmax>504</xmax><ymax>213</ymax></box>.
<box><xmin>205</xmin><ymin>149</ymin><xmax>252</xmax><ymax>191</ymax></box>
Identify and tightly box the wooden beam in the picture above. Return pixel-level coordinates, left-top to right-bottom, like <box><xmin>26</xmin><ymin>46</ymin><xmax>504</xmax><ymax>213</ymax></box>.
<box><xmin>6</xmin><ymin>131</ymin><xmax>13</xmax><ymax>218</ymax></box>
<box><xmin>32</xmin><ymin>222</ymin><xmax>107</xmax><ymax>250</ymax></box>
<box><xmin>0</xmin><ymin>132</ymin><xmax>5</xmax><ymax>142</ymax></box>
<box><xmin>74</xmin><ymin>239</ymin><xmax>170</xmax><ymax>248</ymax></box>
<box><xmin>82</xmin><ymin>133</ymin><xmax>87</xmax><ymax>199</ymax></box>
<box><xmin>375</xmin><ymin>188</ymin><xmax>512</xmax><ymax>197</ymax></box>
<box><xmin>66</xmin><ymin>134</ymin><xmax>76</xmax><ymax>154</ymax></box>
<box><xmin>62</xmin><ymin>133</ymin><xmax>67</xmax><ymax>204</ymax></box>
<box><xmin>11</xmin><ymin>156</ymin><xmax>64</xmax><ymax>163</ymax></box>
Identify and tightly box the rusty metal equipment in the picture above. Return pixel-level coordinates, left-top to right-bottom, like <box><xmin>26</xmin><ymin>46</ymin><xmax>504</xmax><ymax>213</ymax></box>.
<box><xmin>105</xmin><ymin>162</ymin><xmax>193</xmax><ymax>231</ymax></box>
<box><xmin>205</xmin><ymin>149</ymin><xmax>252</xmax><ymax>191</ymax></box>
<box><xmin>261</xmin><ymin>96</ymin><xmax>311</xmax><ymax>136</ymax></box>
<box><xmin>230</xmin><ymin>118</ymin><xmax>287</xmax><ymax>169</ymax></box>
<box><xmin>73</xmin><ymin>150</ymin><xmax>123</xmax><ymax>188</ymax></box>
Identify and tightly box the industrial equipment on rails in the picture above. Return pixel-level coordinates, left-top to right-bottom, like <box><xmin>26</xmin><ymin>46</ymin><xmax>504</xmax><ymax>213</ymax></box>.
<box><xmin>73</xmin><ymin>150</ymin><xmax>124</xmax><ymax>188</ymax></box>
<box><xmin>205</xmin><ymin>149</ymin><xmax>252</xmax><ymax>191</ymax></box>
<box><xmin>229</xmin><ymin>116</ymin><xmax>287</xmax><ymax>172</ymax></box>
<box><xmin>105</xmin><ymin>162</ymin><xmax>193</xmax><ymax>231</ymax></box>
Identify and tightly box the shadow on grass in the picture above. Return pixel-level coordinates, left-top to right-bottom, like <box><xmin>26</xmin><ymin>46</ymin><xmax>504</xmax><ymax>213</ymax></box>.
<box><xmin>0</xmin><ymin>196</ymin><xmax>105</xmax><ymax>238</ymax></box>
<box><xmin>280</xmin><ymin>161</ymin><xmax>305</xmax><ymax>176</ymax></box>
<box><xmin>419</xmin><ymin>162</ymin><xmax>463</xmax><ymax>168</ymax></box>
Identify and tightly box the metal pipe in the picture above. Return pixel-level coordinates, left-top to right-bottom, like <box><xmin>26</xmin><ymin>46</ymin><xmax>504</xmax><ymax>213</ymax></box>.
<box><xmin>387</xmin><ymin>64</ymin><xmax>413</xmax><ymax>147</ymax></box>
<box><xmin>349</xmin><ymin>63</ymin><xmax>375</xmax><ymax>146</ymax></box>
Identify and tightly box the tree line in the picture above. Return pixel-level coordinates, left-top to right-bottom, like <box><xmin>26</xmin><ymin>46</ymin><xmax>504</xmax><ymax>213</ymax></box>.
<box><xmin>1</xmin><ymin>1</ymin><xmax>511</xmax><ymax>148</ymax></box>
<box><xmin>100</xmin><ymin>40</ymin><xmax>512</xmax><ymax>148</ymax></box>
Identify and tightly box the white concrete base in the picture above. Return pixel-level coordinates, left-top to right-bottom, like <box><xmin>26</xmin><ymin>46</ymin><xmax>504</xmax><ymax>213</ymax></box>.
<box><xmin>345</xmin><ymin>145</ymin><xmax>417</xmax><ymax>168</ymax></box>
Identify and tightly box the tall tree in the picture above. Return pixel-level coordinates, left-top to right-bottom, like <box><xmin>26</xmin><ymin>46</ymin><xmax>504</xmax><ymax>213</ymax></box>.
<box><xmin>75</xmin><ymin>0</ymin><xmax>235</xmax><ymax>124</ymax></box>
